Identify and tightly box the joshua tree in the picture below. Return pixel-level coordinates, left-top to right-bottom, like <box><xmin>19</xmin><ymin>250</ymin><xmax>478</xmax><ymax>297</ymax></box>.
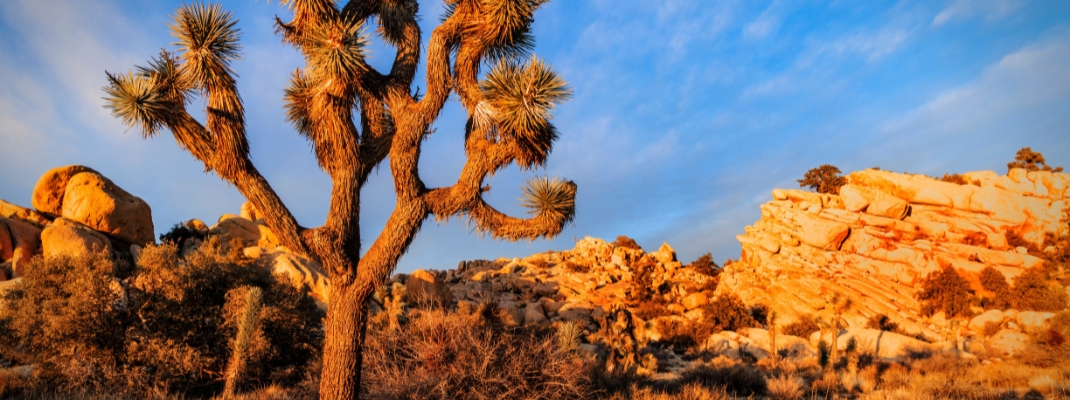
<box><xmin>102</xmin><ymin>1</ymin><xmax>576</xmax><ymax>398</ymax></box>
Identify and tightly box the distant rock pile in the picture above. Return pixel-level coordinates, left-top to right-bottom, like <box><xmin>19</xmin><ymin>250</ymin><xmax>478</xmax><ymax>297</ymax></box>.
<box><xmin>1</xmin><ymin>165</ymin><xmax>154</xmax><ymax>280</ymax></box>
<box><xmin>719</xmin><ymin>168</ymin><xmax>1070</xmax><ymax>341</ymax></box>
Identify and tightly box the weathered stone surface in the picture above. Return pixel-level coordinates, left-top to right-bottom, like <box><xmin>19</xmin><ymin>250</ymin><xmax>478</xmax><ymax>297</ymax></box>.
<box><xmin>240</xmin><ymin>201</ymin><xmax>260</xmax><ymax>221</ymax></box>
<box><xmin>987</xmin><ymin>329</ymin><xmax>1030</xmax><ymax>356</ymax></box>
<box><xmin>32</xmin><ymin>165</ymin><xmax>99</xmax><ymax>216</ymax></box>
<box><xmin>525</xmin><ymin>302</ymin><xmax>550</xmax><ymax>326</ymax></box>
<box><xmin>0</xmin><ymin>199</ymin><xmax>50</xmax><ymax>227</ymax></box>
<box><xmin>0</xmin><ymin>217</ymin><xmax>42</xmax><ymax>277</ymax></box>
<box><xmin>40</xmin><ymin>218</ymin><xmax>112</xmax><ymax>258</ymax></box>
<box><xmin>264</xmin><ymin>251</ymin><xmax>331</xmax><ymax>304</ymax></box>
<box><xmin>186</xmin><ymin>219</ymin><xmax>209</xmax><ymax>233</ymax></box>
<box><xmin>61</xmin><ymin>172</ymin><xmax>153</xmax><ymax>245</ymax></box>
<box><xmin>721</xmin><ymin>169</ymin><xmax>1069</xmax><ymax>340</ymax></box>
<box><xmin>209</xmin><ymin>217</ymin><xmax>278</xmax><ymax>249</ymax></box>
<box><xmin>1016</xmin><ymin>311</ymin><xmax>1055</xmax><ymax>332</ymax></box>
<box><xmin>812</xmin><ymin>328</ymin><xmax>938</xmax><ymax>361</ymax></box>
<box><xmin>682</xmin><ymin>292</ymin><xmax>708</xmax><ymax>310</ymax></box>
<box><xmin>406</xmin><ymin>269</ymin><xmax>453</xmax><ymax>307</ymax></box>
<box><xmin>968</xmin><ymin>310</ymin><xmax>1004</xmax><ymax>334</ymax></box>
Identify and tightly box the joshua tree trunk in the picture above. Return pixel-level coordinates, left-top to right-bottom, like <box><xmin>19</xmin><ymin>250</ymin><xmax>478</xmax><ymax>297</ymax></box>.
<box><xmin>103</xmin><ymin>1</ymin><xmax>576</xmax><ymax>399</ymax></box>
<box><xmin>320</xmin><ymin>280</ymin><xmax>373</xmax><ymax>399</ymax></box>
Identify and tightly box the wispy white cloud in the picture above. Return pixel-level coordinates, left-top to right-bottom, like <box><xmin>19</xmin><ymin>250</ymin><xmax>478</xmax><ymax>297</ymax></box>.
<box><xmin>933</xmin><ymin>0</ymin><xmax>1024</xmax><ymax>26</ymax></box>
<box><xmin>743</xmin><ymin>1</ymin><xmax>783</xmax><ymax>41</ymax></box>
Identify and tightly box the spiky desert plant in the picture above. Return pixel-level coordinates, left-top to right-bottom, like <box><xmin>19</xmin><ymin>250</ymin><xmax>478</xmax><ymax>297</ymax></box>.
<box><xmin>556</xmin><ymin>321</ymin><xmax>582</xmax><ymax>352</ymax></box>
<box><xmin>224</xmin><ymin>286</ymin><xmax>263</xmax><ymax>398</ymax></box>
<box><xmin>102</xmin><ymin>1</ymin><xmax>575</xmax><ymax>398</ymax></box>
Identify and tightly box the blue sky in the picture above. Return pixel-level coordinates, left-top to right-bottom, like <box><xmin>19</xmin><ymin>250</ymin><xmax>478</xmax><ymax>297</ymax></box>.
<box><xmin>1</xmin><ymin>0</ymin><xmax>1069</xmax><ymax>273</ymax></box>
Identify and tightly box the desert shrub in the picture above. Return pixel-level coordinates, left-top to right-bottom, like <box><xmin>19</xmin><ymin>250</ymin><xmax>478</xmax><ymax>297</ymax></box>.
<box><xmin>940</xmin><ymin>173</ymin><xmax>968</xmax><ymax>185</ymax></box>
<box><xmin>766</xmin><ymin>375</ymin><xmax>803</xmax><ymax>400</ymax></box>
<box><xmin>865</xmin><ymin>314</ymin><xmax>899</xmax><ymax>333</ymax></box>
<box><xmin>1008</xmin><ymin>147</ymin><xmax>1064</xmax><ymax>173</ymax></box>
<box><xmin>0</xmin><ymin>238</ymin><xmax>323</xmax><ymax>397</ymax></box>
<box><xmin>360</xmin><ymin>305</ymin><xmax>592</xmax><ymax>399</ymax></box>
<box><xmin>629</xmin><ymin>258</ymin><xmax>670</xmax><ymax>320</ymax></box>
<box><xmin>612</xmin><ymin>235</ymin><xmax>643</xmax><ymax>251</ymax></box>
<box><xmin>702</xmin><ymin>294</ymin><xmax>758</xmax><ymax>333</ymax></box>
<box><xmin>676</xmin><ymin>362</ymin><xmax>767</xmax><ymax>397</ymax></box>
<box><xmin>782</xmin><ymin>316</ymin><xmax>820</xmax><ymax>338</ymax></box>
<box><xmin>1006</xmin><ymin>231</ymin><xmax>1041</xmax><ymax>254</ymax></box>
<box><xmin>978</xmin><ymin>266</ymin><xmax>1014</xmax><ymax>310</ymax></box>
<box><xmin>654</xmin><ymin>318</ymin><xmax>714</xmax><ymax>351</ymax></box>
<box><xmin>915</xmin><ymin>267</ymin><xmax>975</xmax><ymax>317</ymax></box>
<box><xmin>798</xmin><ymin>164</ymin><xmax>847</xmax><ymax>195</ymax></box>
<box><xmin>159</xmin><ymin>222</ymin><xmax>206</xmax><ymax>248</ymax></box>
<box><xmin>687</xmin><ymin>253</ymin><xmax>719</xmax><ymax>278</ymax></box>
<box><xmin>1011</xmin><ymin>267</ymin><xmax>1068</xmax><ymax>311</ymax></box>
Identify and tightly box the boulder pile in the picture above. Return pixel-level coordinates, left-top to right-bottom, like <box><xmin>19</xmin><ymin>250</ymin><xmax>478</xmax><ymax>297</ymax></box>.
<box><xmin>718</xmin><ymin>168</ymin><xmax>1070</xmax><ymax>341</ymax></box>
<box><xmin>1</xmin><ymin>165</ymin><xmax>154</xmax><ymax>280</ymax></box>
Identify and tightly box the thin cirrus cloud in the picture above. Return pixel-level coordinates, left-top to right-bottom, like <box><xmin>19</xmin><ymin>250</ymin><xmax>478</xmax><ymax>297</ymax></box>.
<box><xmin>0</xmin><ymin>1</ymin><xmax>1068</xmax><ymax>273</ymax></box>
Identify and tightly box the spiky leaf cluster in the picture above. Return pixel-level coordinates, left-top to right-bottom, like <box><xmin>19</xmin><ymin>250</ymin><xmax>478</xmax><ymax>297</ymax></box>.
<box><xmin>475</xmin><ymin>0</ymin><xmax>546</xmax><ymax>61</ymax></box>
<box><xmin>104</xmin><ymin>51</ymin><xmax>191</xmax><ymax>138</ymax></box>
<box><xmin>170</xmin><ymin>2</ymin><xmax>241</xmax><ymax>89</ymax></box>
<box><xmin>520</xmin><ymin>177</ymin><xmax>576</xmax><ymax>224</ymax></box>
<box><xmin>480</xmin><ymin>57</ymin><xmax>571</xmax><ymax>167</ymax></box>
<box><xmin>303</xmin><ymin>18</ymin><xmax>369</xmax><ymax>80</ymax></box>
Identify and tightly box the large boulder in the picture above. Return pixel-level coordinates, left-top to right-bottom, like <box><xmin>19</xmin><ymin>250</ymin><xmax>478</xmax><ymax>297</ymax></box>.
<box><xmin>40</xmin><ymin>218</ymin><xmax>112</xmax><ymax>258</ymax></box>
<box><xmin>794</xmin><ymin>212</ymin><xmax>850</xmax><ymax>250</ymax></box>
<box><xmin>210</xmin><ymin>217</ymin><xmax>278</xmax><ymax>249</ymax></box>
<box><xmin>0</xmin><ymin>217</ymin><xmax>42</xmax><ymax>277</ymax></box>
<box><xmin>265</xmin><ymin>251</ymin><xmax>331</xmax><ymax>305</ymax></box>
<box><xmin>987</xmin><ymin>329</ymin><xmax>1030</xmax><ymax>357</ymax></box>
<box><xmin>61</xmin><ymin>172</ymin><xmax>154</xmax><ymax>245</ymax></box>
<box><xmin>405</xmin><ymin>269</ymin><xmax>454</xmax><ymax>307</ymax></box>
<box><xmin>0</xmin><ymin>199</ymin><xmax>50</xmax><ymax>227</ymax></box>
<box><xmin>32</xmin><ymin>165</ymin><xmax>99</xmax><ymax>216</ymax></box>
<box><xmin>968</xmin><ymin>309</ymin><xmax>1005</xmax><ymax>335</ymax></box>
<box><xmin>811</xmin><ymin>328</ymin><xmax>938</xmax><ymax>361</ymax></box>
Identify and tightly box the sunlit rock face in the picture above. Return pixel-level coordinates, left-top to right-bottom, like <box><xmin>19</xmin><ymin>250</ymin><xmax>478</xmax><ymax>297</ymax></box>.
<box><xmin>718</xmin><ymin>168</ymin><xmax>1069</xmax><ymax>340</ymax></box>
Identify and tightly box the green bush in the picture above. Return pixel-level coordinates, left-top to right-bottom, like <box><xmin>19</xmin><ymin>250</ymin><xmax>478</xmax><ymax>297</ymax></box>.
<box><xmin>0</xmin><ymin>237</ymin><xmax>323</xmax><ymax>397</ymax></box>
<box><xmin>916</xmin><ymin>267</ymin><xmax>975</xmax><ymax>317</ymax></box>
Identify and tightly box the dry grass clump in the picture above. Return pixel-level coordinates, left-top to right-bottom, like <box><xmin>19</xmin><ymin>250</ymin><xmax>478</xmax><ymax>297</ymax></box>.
<box><xmin>360</xmin><ymin>303</ymin><xmax>592</xmax><ymax>399</ymax></box>
<box><xmin>0</xmin><ymin>237</ymin><xmax>323</xmax><ymax>398</ymax></box>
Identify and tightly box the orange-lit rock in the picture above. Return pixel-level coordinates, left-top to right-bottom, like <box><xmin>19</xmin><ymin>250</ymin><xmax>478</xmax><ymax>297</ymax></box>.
<box><xmin>720</xmin><ymin>169</ymin><xmax>1070</xmax><ymax>341</ymax></box>
<box><xmin>61</xmin><ymin>172</ymin><xmax>154</xmax><ymax>245</ymax></box>
<box><xmin>40</xmin><ymin>218</ymin><xmax>112</xmax><ymax>258</ymax></box>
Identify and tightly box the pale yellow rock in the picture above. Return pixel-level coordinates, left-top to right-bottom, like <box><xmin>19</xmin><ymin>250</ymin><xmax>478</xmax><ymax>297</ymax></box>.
<box><xmin>40</xmin><ymin>218</ymin><xmax>112</xmax><ymax>258</ymax></box>
<box><xmin>838</xmin><ymin>184</ymin><xmax>871</xmax><ymax>212</ymax></box>
<box><xmin>269</xmin><ymin>252</ymin><xmax>331</xmax><ymax>304</ymax></box>
<box><xmin>209</xmin><ymin>217</ymin><xmax>262</xmax><ymax>247</ymax></box>
<box><xmin>240</xmin><ymin>201</ymin><xmax>260</xmax><ymax>221</ymax></box>
<box><xmin>867</xmin><ymin>191</ymin><xmax>909</xmax><ymax>220</ymax></box>
<box><xmin>1016</xmin><ymin>311</ymin><xmax>1054</xmax><ymax>332</ymax></box>
<box><xmin>968</xmin><ymin>310</ymin><xmax>1004</xmax><ymax>334</ymax></box>
<box><xmin>987</xmin><ymin>329</ymin><xmax>1029</xmax><ymax>356</ymax></box>
<box><xmin>812</xmin><ymin>328</ymin><xmax>938</xmax><ymax>361</ymax></box>
<box><xmin>682</xmin><ymin>292</ymin><xmax>709</xmax><ymax>310</ymax></box>
<box><xmin>792</xmin><ymin>212</ymin><xmax>850</xmax><ymax>250</ymax></box>
<box><xmin>969</xmin><ymin>186</ymin><xmax>1027</xmax><ymax>224</ymax></box>
<box><xmin>61</xmin><ymin>172</ymin><xmax>154</xmax><ymax>245</ymax></box>
<box><xmin>31</xmin><ymin>165</ymin><xmax>100</xmax><ymax>216</ymax></box>
<box><xmin>406</xmin><ymin>269</ymin><xmax>453</xmax><ymax>307</ymax></box>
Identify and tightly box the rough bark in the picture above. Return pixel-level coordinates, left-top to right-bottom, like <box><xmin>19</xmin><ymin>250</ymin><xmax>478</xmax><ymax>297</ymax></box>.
<box><xmin>320</xmin><ymin>279</ymin><xmax>373</xmax><ymax>399</ymax></box>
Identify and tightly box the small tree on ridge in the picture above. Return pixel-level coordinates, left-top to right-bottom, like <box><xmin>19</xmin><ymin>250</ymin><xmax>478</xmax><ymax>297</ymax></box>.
<box><xmin>102</xmin><ymin>1</ymin><xmax>576</xmax><ymax>398</ymax></box>
<box><xmin>798</xmin><ymin>164</ymin><xmax>847</xmax><ymax>194</ymax></box>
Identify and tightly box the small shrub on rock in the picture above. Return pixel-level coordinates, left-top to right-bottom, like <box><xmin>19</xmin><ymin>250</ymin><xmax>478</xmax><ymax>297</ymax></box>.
<box><xmin>612</xmin><ymin>235</ymin><xmax>643</xmax><ymax>251</ymax></box>
<box><xmin>798</xmin><ymin>165</ymin><xmax>847</xmax><ymax>195</ymax></box>
<box><xmin>940</xmin><ymin>173</ymin><xmax>968</xmax><ymax>185</ymax></box>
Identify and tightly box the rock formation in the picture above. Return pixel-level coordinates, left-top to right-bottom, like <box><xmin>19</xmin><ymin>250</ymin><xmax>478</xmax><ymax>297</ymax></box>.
<box><xmin>31</xmin><ymin>165</ymin><xmax>154</xmax><ymax>245</ymax></box>
<box><xmin>719</xmin><ymin>168</ymin><xmax>1070</xmax><ymax>340</ymax></box>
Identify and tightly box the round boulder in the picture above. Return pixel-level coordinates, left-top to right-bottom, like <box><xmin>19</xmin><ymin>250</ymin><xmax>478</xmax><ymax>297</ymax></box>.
<box><xmin>41</xmin><ymin>218</ymin><xmax>113</xmax><ymax>258</ymax></box>
<box><xmin>32</xmin><ymin>165</ymin><xmax>99</xmax><ymax>216</ymax></box>
<box><xmin>61</xmin><ymin>172</ymin><xmax>154</xmax><ymax>245</ymax></box>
